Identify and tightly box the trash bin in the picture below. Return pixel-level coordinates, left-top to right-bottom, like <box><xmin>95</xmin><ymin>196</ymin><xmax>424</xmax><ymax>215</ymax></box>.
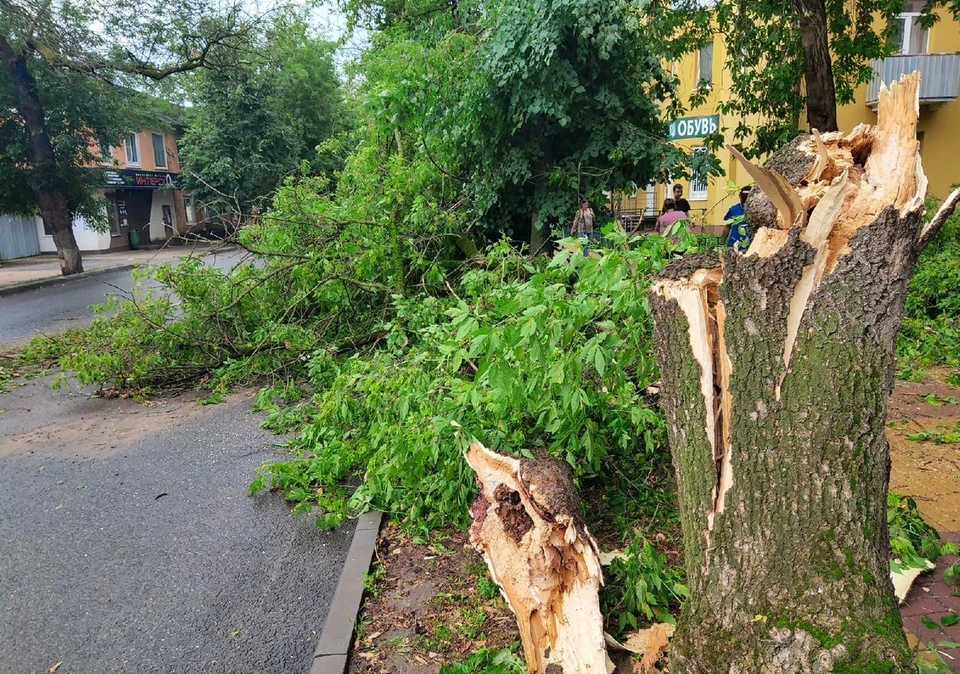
<box><xmin>128</xmin><ymin>230</ymin><xmax>140</xmax><ymax>250</ymax></box>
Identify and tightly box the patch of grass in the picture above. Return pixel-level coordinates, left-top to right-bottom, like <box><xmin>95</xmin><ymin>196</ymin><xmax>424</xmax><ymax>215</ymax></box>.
<box><xmin>888</xmin><ymin>492</ymin><xmax>947</xmax><ymax>573</ymax></box>
<box><xmin>918</xmin><ymin>392</ymin><xmax>957</xmax><ymax>406</ymax></box>
<box><xmin>477</xmin><ymin>574</ymin><xmax>500</xmax><ymax>601</ymax></box>
<box><xmin>906</xmin><ymin>424</ymin><xmax>960</xmax><ymax>444</ymax></box>
<box><xmin>438</xmin><ymin>646</ymin><xmax>525</xmax><ymax>674</ymax></box>
<box><xmin>363</xmin><ymin>564</ymin><xmax>385</xmax><ymax>599</ymax></box>
<box><xmin>945</xmin><ymin>371</ymin><xmax>960</xmax><ymax>387</ymax></box>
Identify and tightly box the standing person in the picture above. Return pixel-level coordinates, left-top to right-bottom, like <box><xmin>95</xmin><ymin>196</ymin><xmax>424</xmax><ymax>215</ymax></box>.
<box><xmin>571</xmin><ymin>198</ymin><xmax>595</xmax><ymax>256</ymax></box>
<box><xmin>656</xmin><ymin>198</ymin><xmax>687</xmax><ymax>239</ymax></box>
<box><xmin>672</xmin><ymin>183</ymin><xmax>691</xmax><ymax>214</ymax></box>
<box><xmin>725</xmin><ymin>186</ymin><xmax>752</xmax><ymax>250</ymax></box>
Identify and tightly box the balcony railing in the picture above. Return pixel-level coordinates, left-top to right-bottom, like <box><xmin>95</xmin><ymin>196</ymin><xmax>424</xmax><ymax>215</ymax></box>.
<box><xmin>866</xmin><ymin>53</ymin><xmax>960</xmax><ymax>107</ymax></box>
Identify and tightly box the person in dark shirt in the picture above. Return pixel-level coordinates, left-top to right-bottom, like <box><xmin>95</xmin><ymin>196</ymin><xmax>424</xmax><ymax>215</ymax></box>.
<box><xmin>725</xmin><ymin>186</ymin><xmax>752</xmax><ymax>250</ymax></box>
<box><xmin>672</xmin><ymin>183</ymin><xmax>691</xmax><ymax>214</ymax></box>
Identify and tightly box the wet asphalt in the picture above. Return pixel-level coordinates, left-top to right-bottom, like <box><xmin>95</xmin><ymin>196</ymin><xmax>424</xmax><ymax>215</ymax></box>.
<box><xmin>0</xmin><ymin>269</ymin><xmax>142</xmax><ymax>346</ymax></box>
<box><xmin>0</xmin><ymin>381</ymin><xmax>355</xmax><ymax>674</ymax></box>
<box><xmin>0</xmin><ymin>248</ymin><xmax>246</xmax><ymax>346</ymax></box>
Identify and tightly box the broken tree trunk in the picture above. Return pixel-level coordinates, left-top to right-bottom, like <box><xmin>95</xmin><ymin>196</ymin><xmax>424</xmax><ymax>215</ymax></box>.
<box><xmin>649</xmin><ymin>72</ymin><xmax>958</xmax><ymax>673</ymax></box>
<box><xmin>465</xmin><ymin>442</ymin><xmax>611</xmax><ymax>674</ymax></box>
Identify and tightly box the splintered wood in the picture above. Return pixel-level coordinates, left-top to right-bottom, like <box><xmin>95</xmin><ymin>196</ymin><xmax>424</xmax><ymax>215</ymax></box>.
<box><xmin>651</xmin><ymin>71</ymin><xmax>929</xmax><ymax>533</ymax></box>
<box><xmin>464</xmin><ymin>442</ymin><xmax>612</xmax><ymax>674</ymax></box>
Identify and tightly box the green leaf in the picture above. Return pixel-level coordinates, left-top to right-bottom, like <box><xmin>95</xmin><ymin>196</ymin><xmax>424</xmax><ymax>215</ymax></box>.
<box><xmin>940</xmin><ymin>614</ymin><xmax>959</xmax><ymax>627</ymax></box>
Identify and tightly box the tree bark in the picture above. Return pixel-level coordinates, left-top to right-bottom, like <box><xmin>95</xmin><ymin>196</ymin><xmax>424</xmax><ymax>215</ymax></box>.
<box><xmin>465</xmin><ymin>442</ymin><xmax>611</xmax><ymax>674</ymax></box>
<box><xmin>0</xmin><ymin>36</ymin><xmax>84</xmax><ymax>275</ymax></box>
<box><xmin>793</xmin><ymin>0</ymin><xmax>839</xmax><ymax>133</ymax></box>
<box><xmin>529</xmin><ymin>209</ymin><xmax>551</xmax><ymax>257</ymax></box>
<box><xmin>650</xmin><ymin>73</ymin><xmax>946</xmax><ymax>673</ymax></box>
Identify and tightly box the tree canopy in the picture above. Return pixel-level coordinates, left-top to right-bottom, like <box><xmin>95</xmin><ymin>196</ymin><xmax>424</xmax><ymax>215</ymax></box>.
<box><xmin>0</xmin><ymin>0</ymin><xmax>258</xmax><ymax>273</ymax></box>
<box><xmin>178</xmin><ymin>11</ymin><xmax>351</xmax><ymax>215</ymax></box>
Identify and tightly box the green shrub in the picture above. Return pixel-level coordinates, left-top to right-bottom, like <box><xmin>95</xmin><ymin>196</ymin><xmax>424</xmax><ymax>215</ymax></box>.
<box><xmin>251</xmin><ymin>235</ymin><xmax>671</xmax><ymax>531</ymax></box>
<box><xmin>600</xmin><ymin>536</ymin><xmax>688</xmax><ymax>639</ymax></box>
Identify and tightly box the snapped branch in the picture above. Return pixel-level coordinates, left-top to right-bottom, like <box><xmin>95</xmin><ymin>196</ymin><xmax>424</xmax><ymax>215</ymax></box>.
<box><xmin>916</xmin><ymin>187</ymin><xmax>960</xmax><ymax>253</ymax></box>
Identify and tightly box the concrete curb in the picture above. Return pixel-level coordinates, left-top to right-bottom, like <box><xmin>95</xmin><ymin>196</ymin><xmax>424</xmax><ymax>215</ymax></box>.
<box><xmin>309</xmin><ymin>511</ymin><xmax>383</xmax><ymax>674</ymax></box>
<box><xmin>0</xmin><ymin>264</ymin><xmax>136</xmax><ymax>298</ymax></box>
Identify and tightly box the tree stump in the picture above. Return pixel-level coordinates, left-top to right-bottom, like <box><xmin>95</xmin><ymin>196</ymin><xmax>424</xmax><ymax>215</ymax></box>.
<box><xmin>649</xmin><ymin>72</ymin><xmax>960</xmax><ymax>673</ymax></box>
<box><xmin>465</xmin><ymin>442</ymin><xmax>612</xmax><ymax>674</ymax></box>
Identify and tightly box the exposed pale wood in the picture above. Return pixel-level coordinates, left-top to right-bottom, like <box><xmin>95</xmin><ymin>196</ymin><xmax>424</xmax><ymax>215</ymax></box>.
<box><xmin>711</xmin><ymin>301</ymin><xmax>733</xmax><ymax>519</ymax></box>
<box><xmin>638</xmin><ymin>623</ymin><xmax>673</xmax><ymax>673</ymax></box>
<box><xmin>746</xmin><ymin>227</ymin><xmax>790</xmax><ymax>258</ymax></box>
<box><xmin>805</xmin><ymin>129</ymin><xmax>831</xmax><ymax>183</ymax></box>
<box><xmin>465</xmin><ymin>442</ymin><xmax>612</xmax><ymax>674</ymax></box>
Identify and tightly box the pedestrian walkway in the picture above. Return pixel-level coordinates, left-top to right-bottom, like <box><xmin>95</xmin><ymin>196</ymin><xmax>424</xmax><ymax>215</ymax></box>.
<box><xmin>0</xmin><ymin>243</ymin><xmax>230</xmax><ymax>290</ymax></box>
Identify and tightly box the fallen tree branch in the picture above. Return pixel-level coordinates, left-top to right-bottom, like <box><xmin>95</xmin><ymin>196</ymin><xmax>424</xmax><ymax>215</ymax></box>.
<box><xmin>916</xmin><ymin>186</ymin><xmax>960</xmax><ymax>253</ymax></box>
<box><xmin>465</xmin><ymin>442</ymin><xmax>611</xmax><ymax>674</ymax></box>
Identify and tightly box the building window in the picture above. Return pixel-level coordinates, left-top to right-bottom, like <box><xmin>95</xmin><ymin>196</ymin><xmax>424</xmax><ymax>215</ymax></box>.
<box><xmin>42</xmin><ymin>218</ymin><xmax>53</xmax><ymax>236</ymax></box>
<box><xmin>152</xmin><ymin>132</ymin><xmax>167</xmax><ymax>168</ymax></box>
<box><xmin>697</xmin><ymin>41</ymin><xmax>714</xmax><ymax>88</ymax></box>
<box><xmin>184</xmin><ymin>196</ymin><xmax>196</xmax><ymax>223</ymax></box>
<box><xmin>892</xmin><ymin>1</ymin><xmax>928</xmax><ymax>54</ymax></box>
<box><xmin>125</xmin><ymin>133</ymin><xmax>140</xmax><ymax>166</ymax></box>
<box><xmin>645</xmin><ymin>184</ymin><xmax>655</xmax><ymax>216</ymax></box>
<box><xmin>691</xmin><ymin>147</ymin><xmax>709</xmax><ymax>201</ymax></box>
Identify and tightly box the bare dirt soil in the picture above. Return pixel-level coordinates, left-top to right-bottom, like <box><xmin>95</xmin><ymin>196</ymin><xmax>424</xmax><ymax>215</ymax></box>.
<box><xmin>348</xmin><ymin>525</ymin><xmax>518</xmax><ymax>674</ymax></box>
<box><xmin>888</xmin><ymin>369</ymin><xmax>960</xmax><ymax>532</ymax></box>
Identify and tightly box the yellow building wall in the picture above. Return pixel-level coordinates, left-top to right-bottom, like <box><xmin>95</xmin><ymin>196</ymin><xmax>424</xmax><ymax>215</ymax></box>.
<box><xmin>639</xmin><ymin>37</ymin><xmax>765</xmax><ymax>227</ymax></box>
<box><xmin>651</xmin><ymin>7</ymin><xmax>960</xmax><ymax>226</ymax></box>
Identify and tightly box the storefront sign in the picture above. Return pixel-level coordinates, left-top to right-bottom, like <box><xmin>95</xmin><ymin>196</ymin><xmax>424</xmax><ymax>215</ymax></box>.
<box><xmin>103</xmin><ymin>169</ymin><xmax>182</xmax><ymax>190</ymax></box>
<box><xmin>669</xmin><ymin>115</ymin><xmax>720</xmax><ymax>140</ymax></box>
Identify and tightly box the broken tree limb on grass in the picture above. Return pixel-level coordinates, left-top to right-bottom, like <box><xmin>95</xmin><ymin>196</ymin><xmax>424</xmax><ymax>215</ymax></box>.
<box><xmin>464</xmin><ymin>442</ymin><xmax>612</xmax><ymax>674</ymax></box>
<box><xmin>650</xmin><ymin>72</ymin><xmax>960</xmax><ymax>673</ymax></box>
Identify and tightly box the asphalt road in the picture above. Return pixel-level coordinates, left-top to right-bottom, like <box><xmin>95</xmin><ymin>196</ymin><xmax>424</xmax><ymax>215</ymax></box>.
<box><xmin>0</xmin><ymin>380</ymin><xmax>355</xmax><ymax>674</ymax></box>
<box><xmin>0</xmin><ymin>248</ymin><xmax>246</xmax><ymax>347</ymax></box>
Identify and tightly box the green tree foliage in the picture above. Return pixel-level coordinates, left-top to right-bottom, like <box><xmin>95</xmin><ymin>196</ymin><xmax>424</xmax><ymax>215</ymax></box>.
<box><xmin>450</xmin><ymin>0</ymin><xmax>684</xmax><ymax>244</ymax></box>
<box><xmin>340</xmin><ymin>0</ymin><xmax>688</xmax><ymax>248</ymax></box>
<box><xmin>179</xmin><ymin>11</ymin><xmax>351</xmax><ymax>214</ymax></box>
<box><xmin>0</xmin><ymin>48</ymin><xmax>136</xmax><ymax>223</ymax></box>
<box><xmin>898</xmin><ymin>198</ymin><xmax>960</xmax><ymax>367</ymax></box>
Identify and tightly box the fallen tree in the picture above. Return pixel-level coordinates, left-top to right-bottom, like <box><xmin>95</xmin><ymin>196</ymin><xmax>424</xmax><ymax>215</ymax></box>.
<box><xmin>465</xmin><ymin>72</ymin><xmax>960</xmax><ymax>674</ymax></box>
<box><xmin>650</xmin><ymin>71</ymin><xmax>960</xmax><ymax>672</ymax></box>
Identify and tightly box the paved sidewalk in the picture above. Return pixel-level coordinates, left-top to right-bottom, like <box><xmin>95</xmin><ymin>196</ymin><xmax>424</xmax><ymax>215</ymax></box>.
<box><xmin>0</xmin><ymin>243</ymin><xmax>230</xmax><ymax>290</ymax></box>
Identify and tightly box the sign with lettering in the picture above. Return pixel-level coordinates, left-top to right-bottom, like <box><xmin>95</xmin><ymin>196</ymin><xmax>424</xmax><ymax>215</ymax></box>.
<box><xmin>669</xmin><ymin>115</ymin><xmax>720</xmax><ymax>140</ymax></box>
<box><xmin>103</xmin><ymin>169</ymin><xmax>182</xmax><ymax>190</ymax></box>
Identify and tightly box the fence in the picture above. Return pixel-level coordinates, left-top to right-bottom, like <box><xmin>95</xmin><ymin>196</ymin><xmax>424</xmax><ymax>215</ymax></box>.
<box><xmin>0</xmin><ymin>214</ymin><xmax>41</xmax><ymax>261</ymax></box>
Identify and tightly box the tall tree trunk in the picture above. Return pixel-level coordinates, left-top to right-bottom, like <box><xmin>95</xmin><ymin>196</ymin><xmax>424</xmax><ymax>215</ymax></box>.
<box><xmin>529</xmin><ymin>209</ymin><xmax>551</xmax><ymax>257</ymax></box>
<box><xmin>794</xmin><ymin>0</ymin><xmax>839</xmax><ymax>132</ymax></box>
<box><xmin>650</xmin><ymin>73</ymin><xmax>950</xmax><ymax>673</ymax></box>
<box><xmin>0</xmin><ymin>37</ymin><xmax>84</xmax><ymax>275</ymax></box>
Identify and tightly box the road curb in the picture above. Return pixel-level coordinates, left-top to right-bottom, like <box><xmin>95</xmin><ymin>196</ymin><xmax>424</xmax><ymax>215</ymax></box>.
<box><xmin>309</xmin><ymin>511</ymin><xmax>383</xmax><ymax>674</ymax></box>
<box><xmin>0</xmin><ymin>264</ymin><xmax>136</xmax><ymax>298</ymax></box>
